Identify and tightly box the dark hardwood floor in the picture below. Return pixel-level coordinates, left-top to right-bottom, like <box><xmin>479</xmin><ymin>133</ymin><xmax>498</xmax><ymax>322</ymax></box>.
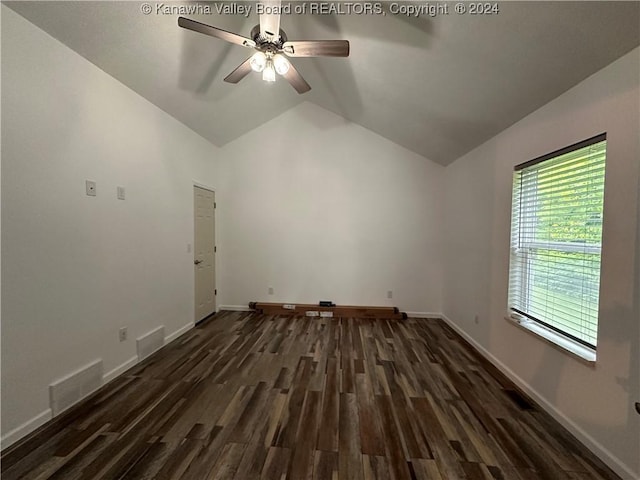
<box><xmin>1</xmin><ymin>311</ymin><xmax>621</xmax><ymax>479</ymax></box>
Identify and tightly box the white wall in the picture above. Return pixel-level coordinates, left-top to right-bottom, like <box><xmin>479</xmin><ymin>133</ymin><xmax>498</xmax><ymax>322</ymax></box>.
<box><xmin>217</xmin><ymin>102</ymin><xmax>444</xmax><ymax>314</ymax></box>
<box><xmin>443</xmin><ymin>48</ymin><xmax>640</xmax><ymax>479</ymax></box>
<box><xmin>1</xmin><ymin>7</ymin><xmax>219</xmax><ymax>446</ymax></box>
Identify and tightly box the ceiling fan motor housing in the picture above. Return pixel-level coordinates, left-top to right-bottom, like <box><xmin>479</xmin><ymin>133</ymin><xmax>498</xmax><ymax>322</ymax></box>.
<box><xmin>251</xmin><ymin>25</ymin><xmax>287</xmax><ymax>50</ymax></box>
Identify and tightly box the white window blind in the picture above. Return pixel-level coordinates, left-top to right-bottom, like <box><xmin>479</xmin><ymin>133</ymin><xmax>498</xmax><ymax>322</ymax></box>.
<box><xmin>508</xmin><ymin>134</ymin><xmax>607</xmax><ymax>349</ymax></box>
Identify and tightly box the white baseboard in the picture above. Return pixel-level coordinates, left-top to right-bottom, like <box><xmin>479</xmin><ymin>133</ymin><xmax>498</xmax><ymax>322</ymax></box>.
<box><xmin>103</xmin><ymin>356</ymin><xmax>138</xmax><ymax>384</ymax></box>
<box><xmin>218</xmin><ymin>305</ymin><xmax>252</xmax><ymax>312</ymax></box>
<box><xmin>1</xmin><ymin>321</ymin><xmax>196</xmax><ymax>453</ymax></box>
<box><xmin>1</xmin><ymin>409</ymin><xmax>52</xmax><ymax>450</ymax></box>
<box><xmin>104</xmin><ymin>323</ymin><xmax>192</xmax><ymax>384</ymax></box>
<box><xmin>405</xmin><ymin>312</ymin><xmax>442</xmax><ymax>319</ymax></box>
<box><xmin>166</xmin><ymin>322</ymin><xmax>194</xmax><ymax>343</ymax></box>
<box><xmin>439</xmin><ymin>313</ymin><xmax>637</xmax><ymax>480</ymax></box>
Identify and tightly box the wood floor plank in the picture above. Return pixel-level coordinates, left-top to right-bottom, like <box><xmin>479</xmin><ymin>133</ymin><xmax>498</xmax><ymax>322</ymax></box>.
<box><xmin>1</xmin><ymin>313</ymin><xmax>623</xmax><ymax>480</ymax></box>
<box><xmin>115</xmin><ymin>440</ymin><xmax>170</xmax><ymax>480</ymax></box>
<box><xmin>45</xmin><ymin>434</ymin><xmax>113</xmax><ymax>480</ymax></box>
<box><xmin>355</xmin><ymin>373</ymin><xmax>386</xmax><ymax>456</ymax></box>
<box><xmin>362</xmin><ymin>454</ymin><xmax>391</xmax><ymax>480</ymax></box>
<box><xmin>273</xmin><ymin>356</ymin><xmax>314</xmax><ymax>448</ymax></box>
<box><xmin>411</xmin><ymin>458</ymin><xmax>444</xmax><ymax>480</ymax></box>
<box><xmin>228</xmin><ymin>382</ymin><xmax>270</xmax><ymax>443</ymax></box>
<box><xmin>375</xmin><ymin>394</ymin><xmax>412</xmax><ymax>480</ymax></box>
<box><xmin>381</xmin><ymin>360</ymin><xmax>431</xmax><ymax>459</ymax></box>
<box><xmin>460</xmin><ymin>461</ymin><xmax>497</xmax><ymax>480</ymax></box>
<box><xmin>287</xmin><ymin>390</ymin><xmax>322</xmax><ymax>480</ymax></box>
<box><xmin>317</xmin><ymin>357</ymin><xmax>340</xmax><ymax>452</ymax></box>
<box><xmin>233</xmin><ymin>388</ymin><xmax>286</xmax><ymax>480</ymax></box>
<box><xmin>338</xmin><ymin>393</ymin><xmax>364</xmax><ymax>480</ymax></box>
<box><xmin>313</xmin><ymin>450</ymin><xmax>339</xmax><ymax>480</ymax></box>
<box><xmin>260</xmin><ymin>447</ymin><xmax>291</xmax><ymax>479</ymax></box>
<box><xmin>207</xmin><ymin>442</ymin><xmax>246</xmax><ymax>480</ymax></box>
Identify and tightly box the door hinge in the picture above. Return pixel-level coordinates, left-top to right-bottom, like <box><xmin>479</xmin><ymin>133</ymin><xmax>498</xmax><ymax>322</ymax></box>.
<box><xmin>214</xmin><ymin>289</ymin><xmax>217</xmax><ymax>295</ymax></box>
<box><xmin>214</xmin><ymin>202</ymin><xmax>217</xmax><ymax>209</ymax></box>
<box><xmin>214</xmin><ymin>246</ymin><xmax>217</xmax><ymax>253</ymax></box>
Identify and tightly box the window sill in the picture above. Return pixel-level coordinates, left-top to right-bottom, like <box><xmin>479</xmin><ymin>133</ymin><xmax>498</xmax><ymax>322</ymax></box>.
<box><xmin>505</xmin><ymin>314</ymin><xmax>596</xmax><ymax>365</ymax></box>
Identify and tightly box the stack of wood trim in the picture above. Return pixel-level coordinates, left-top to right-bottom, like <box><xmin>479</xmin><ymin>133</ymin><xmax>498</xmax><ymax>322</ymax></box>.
<box><xmin>248</xmin><ymin>302</ymin><xmax>407</xmax><ymax>319</ymax></box>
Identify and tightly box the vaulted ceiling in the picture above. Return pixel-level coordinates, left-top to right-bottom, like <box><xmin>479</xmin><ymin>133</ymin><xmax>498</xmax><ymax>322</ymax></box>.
<box><xmin>5</xmin><ymin>1</ymin><xmax>640</xmax><ymax>165</ymax></box>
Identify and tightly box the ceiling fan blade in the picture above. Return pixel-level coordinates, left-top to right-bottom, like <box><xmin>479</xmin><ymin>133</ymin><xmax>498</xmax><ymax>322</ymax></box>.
<box><xmin>281</xmin><ymin>63</ymin><xmax>311</xmax><ymax>94</ymax></box>
<box><xmin>224</xmin><ymin>57</ymin><xmax>253</xmax><ymax>84</ymax></box>
<box><xmin>178</xmin><ymin>17</ymin><xmax>256</xmax><ymax>48</ymax></box>
<box><xmin>282</xmin><ymin>40</ymin><xmax>349</xmax><ymax>57</ymax></box>
<box><xmin>260</xmin><ymin>0</ymin><xmax>281</xmax><ymax>41</ymax></box>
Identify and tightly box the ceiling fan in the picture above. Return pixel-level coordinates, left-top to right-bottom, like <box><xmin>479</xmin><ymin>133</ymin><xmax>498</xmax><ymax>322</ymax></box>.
<box><xmin>177</xmin><ymin>3</ymin><xmax>349</xmax><ymax>94</ymax></box>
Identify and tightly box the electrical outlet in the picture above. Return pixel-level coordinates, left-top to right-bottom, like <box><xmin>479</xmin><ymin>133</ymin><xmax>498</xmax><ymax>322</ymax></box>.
<box><xmin>117</xmin><ymin>186</ymin><xmax>125</xmax><ymax>200</ymax></box>
<box><xmin>474</xmin><ymin>314</ymin><xmax>480</xmax><ymax>324</ymax></box>
<box><xmin>85</xmin><ymin>180</ymin><xmax>96</xmax><ymax>196</ymax></box>
<box><xmin>268</xmin><ymin>287</ymin><xmax>274</xmax><ymax>295</ymax></box>
<box><xmin>387</xmin><ymin>290</ymin><xmax>393</xmax><ymax>299</ymax></box>
<box><xmin>119</xmin><ymin>327</ymin><xmax>127</xmax><ymax>342</ymax></box>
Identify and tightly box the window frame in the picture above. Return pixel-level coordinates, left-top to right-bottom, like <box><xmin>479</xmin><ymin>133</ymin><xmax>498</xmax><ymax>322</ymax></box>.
<box><xmin>508</xmin><ymin>133</ymin><xmax>606</xmax><ymax>352</ymax></box>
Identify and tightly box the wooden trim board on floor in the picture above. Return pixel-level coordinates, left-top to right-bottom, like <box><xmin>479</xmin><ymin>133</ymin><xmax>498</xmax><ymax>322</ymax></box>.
<box><xmin>249</xmin><ymin>302</ymin><xmax>407</xmax><ymax>319</ymax></box>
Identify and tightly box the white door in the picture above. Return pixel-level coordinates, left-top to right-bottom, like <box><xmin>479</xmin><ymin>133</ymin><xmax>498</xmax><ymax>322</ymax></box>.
<box><xmin>194</xmin><ymin>186</ymin><xmax>215</xmax><ymax>321</ymax></box>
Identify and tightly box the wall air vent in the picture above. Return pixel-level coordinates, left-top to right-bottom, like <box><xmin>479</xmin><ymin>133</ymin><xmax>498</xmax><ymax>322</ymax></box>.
<box><xmin>49</xmin><ymin>359</ymin><xmax>103</xmax><ymax>416</ymax></box>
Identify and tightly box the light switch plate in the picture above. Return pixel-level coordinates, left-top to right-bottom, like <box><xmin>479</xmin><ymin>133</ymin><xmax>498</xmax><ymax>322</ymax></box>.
<box><xmin>117</xmin><ymin>186</ymin><xmax>125</xmax><ymax>200</ymax></box>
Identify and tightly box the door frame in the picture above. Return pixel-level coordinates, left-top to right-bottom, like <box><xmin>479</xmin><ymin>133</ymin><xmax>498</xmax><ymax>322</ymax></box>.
<box><xmin>193</xmin><ymin>182</ymin><xmax>217</xmax><ymax>323</ymax></box>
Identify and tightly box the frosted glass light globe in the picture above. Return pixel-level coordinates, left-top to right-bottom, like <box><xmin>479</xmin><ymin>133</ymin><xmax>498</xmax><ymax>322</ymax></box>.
<box><xmin>250</xmin><ymin>52</ymin><xmax>267</xmax><ymax>72</ymax></box>
<box><xmin>273</xmin><ymin>55</ymin><xmax>290</xmax><ymax>75</ymax></box>
<box><xmin>262</xmin><ymin>61</ymin><xmax>276</xmax><ymax>82</ymax></box>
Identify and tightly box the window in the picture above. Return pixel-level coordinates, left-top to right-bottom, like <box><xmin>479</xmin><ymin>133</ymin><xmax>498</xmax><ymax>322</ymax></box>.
<box><xmin>508</xmin><ymin>134</ymin><xmax>607</xmax><ymax>350</ymax></box>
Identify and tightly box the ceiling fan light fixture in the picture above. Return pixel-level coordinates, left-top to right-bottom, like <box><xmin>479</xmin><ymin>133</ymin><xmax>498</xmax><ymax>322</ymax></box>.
<box><xmin>249</xmin><ymin>51</ymin><xmax>267</xmax><ymax>72</ymax></box>
<box><xmin>273</xmin><ymin>55</ymin><xmax>290</xmax><ymax>75</ymax></box>
<box><xmin>178</xmin><ymin>16</ymin><xmax>350</xmax><ymax>94</ymax></box>
<box><xmin>262</xmin><ymin>60</ymin><xmax>276</xmax><ymax>82</ymax></box>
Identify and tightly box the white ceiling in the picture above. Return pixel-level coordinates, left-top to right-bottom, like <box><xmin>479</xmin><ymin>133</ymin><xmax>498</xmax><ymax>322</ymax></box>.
<box><xmin>5</xmin><ymin>1</ymin><xmax>639</xmax><ymax>165</ymax></box>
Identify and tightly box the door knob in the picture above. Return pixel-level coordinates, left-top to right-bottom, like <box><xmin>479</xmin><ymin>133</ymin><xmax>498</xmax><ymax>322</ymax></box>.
<box><xmin>194</xmin><ymin>259</ymin><xmax>203</xmax><ymax>265</ymax></box>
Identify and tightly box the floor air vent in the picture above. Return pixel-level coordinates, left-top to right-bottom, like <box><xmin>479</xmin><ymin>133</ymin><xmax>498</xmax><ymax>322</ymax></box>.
<box><xmin>137</xmin><ymin>326</ymin><xmax>165</xmax><ymax>361</ymax></box>
<box><xmin>49</xmin><ymin>359</ymin><xmax>103</xmax><ymax>416</ymax></box>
